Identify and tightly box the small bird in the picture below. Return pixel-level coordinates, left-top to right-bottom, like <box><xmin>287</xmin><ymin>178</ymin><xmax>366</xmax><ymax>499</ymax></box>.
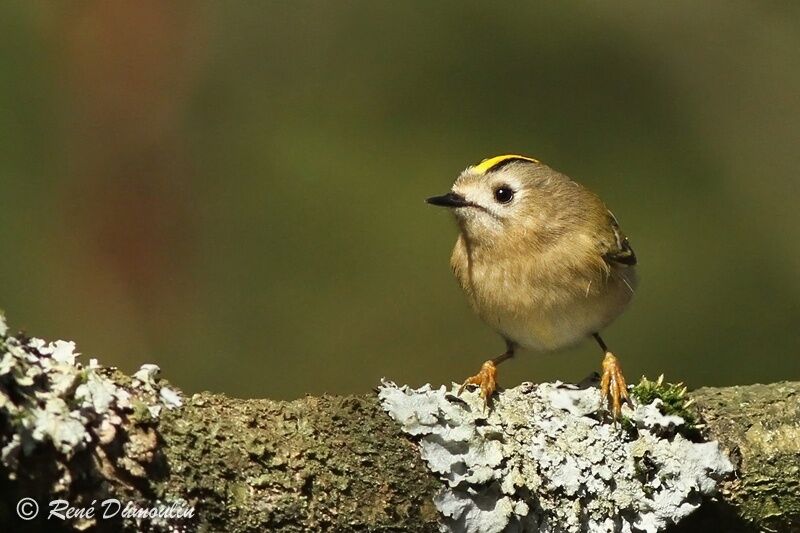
<box><xmin>427</xmin><ymin>155</ymin><xmax>637</xmax><ymax>418</ymax></box>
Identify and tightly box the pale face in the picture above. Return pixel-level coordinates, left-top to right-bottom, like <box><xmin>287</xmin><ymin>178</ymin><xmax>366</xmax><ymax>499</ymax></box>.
<box><xmin>426</xmin><ymin>159</ymin><xmax>581</xmax><ymax>247</ymax></box>
<box><xmin>447</xmin><ymin>168</ymin><xmax>539</xmax><ymax>240</ymax></box>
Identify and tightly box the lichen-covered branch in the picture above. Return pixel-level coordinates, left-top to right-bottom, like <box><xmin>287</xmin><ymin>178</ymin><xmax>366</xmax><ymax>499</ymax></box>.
<box><xmin>0</xmin><ymin>313</ymin><xmax>798</xmax><ymax>532</ymax></box>
<box><xmin>378</xmin><ymin>380</ymin><xmax>735</xmax><ymax>533</ymax></box>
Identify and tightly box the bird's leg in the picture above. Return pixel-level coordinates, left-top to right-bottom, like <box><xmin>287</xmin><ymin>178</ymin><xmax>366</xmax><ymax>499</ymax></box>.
<box><xmin>458</xmin><ymin>340</ymin><xmax>515</xmax><ymax>405</ymax></box>
<box><xmin>593</xmin><ymin>333</ymin><xmax>630</xmax><ymax>419</ymax></box>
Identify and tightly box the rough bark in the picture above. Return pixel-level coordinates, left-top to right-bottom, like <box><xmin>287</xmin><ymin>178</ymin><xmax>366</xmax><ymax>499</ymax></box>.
<box><xmin>2</xmin><ymin>377</ymin><xmax>799</xmax><ymax>532</ymax></box>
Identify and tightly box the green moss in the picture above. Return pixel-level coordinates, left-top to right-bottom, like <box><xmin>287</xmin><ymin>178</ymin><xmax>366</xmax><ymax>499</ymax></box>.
<box><xmin>131</xmin><ymin>399</ymin><xmax>154</xmax><ymax>423</ymax></box>
<box><xmin>632</xmin><ymin>375</ymin><xmax>697</xmax><ymax>427</ymax></box>
<box><xmin>619</xmin><ymin>415</ymin><xmax>635</xmax><ymax>433</ymax></box>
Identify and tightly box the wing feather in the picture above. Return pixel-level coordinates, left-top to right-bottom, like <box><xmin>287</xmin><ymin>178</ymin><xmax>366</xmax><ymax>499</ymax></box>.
<box><xmin>602</xmin><ymin>211</ymin><xmax>637</xmax><ymax>266</ymax></box>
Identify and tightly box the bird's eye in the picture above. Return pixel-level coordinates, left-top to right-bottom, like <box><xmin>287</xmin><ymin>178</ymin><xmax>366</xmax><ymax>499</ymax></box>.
<box><xmin>493</xmin><ymin>186</ymin><xmax>514</xmax><ymax>204</ymax></box>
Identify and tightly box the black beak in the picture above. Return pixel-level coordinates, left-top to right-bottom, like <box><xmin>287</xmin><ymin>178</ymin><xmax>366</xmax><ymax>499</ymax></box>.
<box><xmin>426</xmin><ymin>191</ymin><xmax>472</xmax><ymax>208</ymax></box>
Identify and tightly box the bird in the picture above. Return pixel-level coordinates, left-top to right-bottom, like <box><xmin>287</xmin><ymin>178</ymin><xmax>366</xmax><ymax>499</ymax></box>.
<box><xmin>426</xmin><ymin>154</ymin><xmax>637</xmax><ymax>418</ymax></box>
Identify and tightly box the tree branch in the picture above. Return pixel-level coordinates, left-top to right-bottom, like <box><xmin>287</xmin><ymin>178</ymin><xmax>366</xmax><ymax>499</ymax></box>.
<box><xmin>0</xmin><ymin>316</ymin><xmax>798</xmax><ymax>532</ymax></box>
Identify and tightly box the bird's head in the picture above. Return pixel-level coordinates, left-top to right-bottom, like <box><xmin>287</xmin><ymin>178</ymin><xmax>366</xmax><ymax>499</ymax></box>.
<box><xmin>426</xmin><ymin>155</ymin><xmax>577</xmax><ymax>246</ymax></box>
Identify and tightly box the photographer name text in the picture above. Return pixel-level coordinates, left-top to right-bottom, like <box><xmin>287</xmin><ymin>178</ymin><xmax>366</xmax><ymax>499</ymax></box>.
<box><xmin>16</xmin><ymin>497</ymin><xmax>195</xmax><ymax>521</ymax></box>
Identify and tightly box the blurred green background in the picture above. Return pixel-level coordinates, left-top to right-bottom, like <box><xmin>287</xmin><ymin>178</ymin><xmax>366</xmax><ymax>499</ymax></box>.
<box><xmin>0</xmin><ymin>2</ymin><xmax>798</xmax><ymax>400</ymax></box>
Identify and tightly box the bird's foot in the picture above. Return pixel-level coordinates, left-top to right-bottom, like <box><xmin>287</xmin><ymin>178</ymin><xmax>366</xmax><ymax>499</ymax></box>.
<box><xmin>600</xmin><ymin>351</ymin><xmax>630</xmax><ymax>420</ymax></box>
<box><xmin>458</xmin><ymin>360</ymin><xmax>498</xmax><ymax>406</ymax></box>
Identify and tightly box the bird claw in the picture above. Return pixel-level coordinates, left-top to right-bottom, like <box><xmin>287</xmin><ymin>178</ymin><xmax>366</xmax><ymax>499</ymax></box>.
<box><xmin>600</xmin><ymin>351</ymin><xmax>630</xmax><ymax>420</ymax></box>
<box><xmin>458</xmin><ymin>360</ymin><xmax>498</xmax><ymax>406</ymax></box>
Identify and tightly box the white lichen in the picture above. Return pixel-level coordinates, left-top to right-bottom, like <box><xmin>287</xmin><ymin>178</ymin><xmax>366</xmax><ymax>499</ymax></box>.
<box><xmin>133</xmin><ymin>362</ymin><xmax>183</xmax><ymax>410</ymax></box>
<box><xmin>0</xmin><ymin>315</ymin><xmax>180</xmax><ymax>482</ymax></box>
<box><xmin>134</xmin><ymin>363</ymin><xmax>162</xmax><ymax>387</ymax></box>
<box><xmin>379</xmin><ymin>380</ymin><xmax>733</xmax><ymax>533</ymax></box>
<box><xmin>159</xmin><ymin>386</ymin><xmax>183</xmax><ymax>409</ymax></box>
<box><xmin>0</xmin><ymin>313</ymin><xmax>191</xmax><ymax>531</ymax></box>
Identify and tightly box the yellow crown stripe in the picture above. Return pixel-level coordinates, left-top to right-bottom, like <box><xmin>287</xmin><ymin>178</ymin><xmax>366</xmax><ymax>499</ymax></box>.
<box><xmin>473</xmin><ymin>154</ymin><xmax>540</xmax><ymax>174</ymax></box>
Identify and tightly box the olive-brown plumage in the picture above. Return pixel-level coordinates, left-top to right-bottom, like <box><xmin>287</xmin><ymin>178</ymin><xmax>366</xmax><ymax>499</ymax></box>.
<box><xmin>427</xmin><ymin>155</ymin><xmax>637</xmax><ymax>417</ymax></box>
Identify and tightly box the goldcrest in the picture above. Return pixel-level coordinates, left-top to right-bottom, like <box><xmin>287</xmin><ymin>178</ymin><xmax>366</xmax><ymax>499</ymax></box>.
<box><xmin>427</xmin><ymin>155</ymin><xmax>637</xmax><ymax>418</ymax></box>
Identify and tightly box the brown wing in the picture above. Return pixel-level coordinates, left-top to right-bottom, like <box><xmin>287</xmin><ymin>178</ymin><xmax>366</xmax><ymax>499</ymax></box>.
<box><xmin>601</xmin><ymin>211</ymin><xmax>637</xmax><ymax>266</ymax></box>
